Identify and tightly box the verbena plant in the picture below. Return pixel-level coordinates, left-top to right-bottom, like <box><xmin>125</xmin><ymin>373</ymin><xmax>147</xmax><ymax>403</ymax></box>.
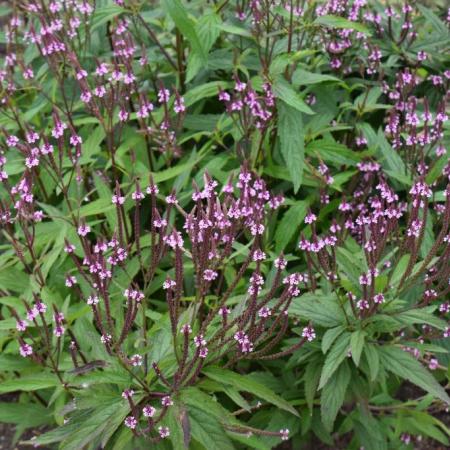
<box><xmin>0</xmin><ymin>0</ymin><xmax>449</xmax><ymax>449</ymax></box>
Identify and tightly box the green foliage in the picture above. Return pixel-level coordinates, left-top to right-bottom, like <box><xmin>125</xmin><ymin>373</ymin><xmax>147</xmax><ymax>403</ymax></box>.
<box><xmin>0</xmin><ymin>1</ymin><xmax>449</xmax><ymax>449</ymax></box>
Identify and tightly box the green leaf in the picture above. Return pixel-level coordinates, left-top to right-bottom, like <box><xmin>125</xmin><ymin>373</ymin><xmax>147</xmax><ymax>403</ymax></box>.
<box><xmin>304</xmin><ymin>358</ymin><xmax>323</xmax><ymax>411</ymax></box>
<box><xmin>350</xmin><ymin>330</ymin><xmax>366</xmax><ymax>366</ymax></box>
<box><xmin>394</xmin><ymin>307</ymin><xmax>448</xmax><ymax>331</ymax></box>
<box><xmin>32</xmin><ymin>401</ymin><xmax>128</xmax><ymax>450</ymax></box>
<box><xmin>404</xmin><ymin>411</ymin><xmax>450</xmax><ymax>445</ymax></box>
<box><xmin>82</xmin><ymin>126</ymin><xmax>105</xmax><ymax>161</ymax></box>
<box><xmin>390</xmin><ymin>254</ymin><xmax>410</xmax><ymax>288</ymax></box>
<box><xmin>0</xmin><ymin>373</ymin><xmax>59</xmax><ymax>394</ymax></box>
<box><xmin>186</xmin><ymin>13</ymin><xmax>222</xmax><ymax>81</ymax></box>
<box><xmin>319</xmin><ymin>332</ymin><xmax>351</xmax><ymax>389</ymax></box>
<box><xmin>180</xmin><ymin>387</ymin><xmax>235</xmax><ymax>424</ymax></box>
<box><xmin>379</xmin><ymin>346</ymin><xmax>450</xmax><ymax>404</ymax></box>
<box><xmin>184</xmin><ymin>81</ymin><xmax>231</xmax><ymax>107</ymax></box>
<box><xmin>167</xmin><ymin>402</ymin><xmax>190</xmax><ymax>449</ymax></box>
<box><xmin>306</xmin><ymin>139</ymin><xmax>362</xmax><ymax>166</ymax></box>
<box><xmin>359</xmin><ymin>124</ymin><xmax>410</xmax><ymax>186</ymax></box>
<box><xmin>292</xmin><ymin>69</ymin><xmax>340</xmax><ymax>86</ymax></box>
<box><xmin>163</xmin><ymin>0</ymin><xmax>207</xmax><ymax>63</ymax></box>
<box><xmin>314</xmin><ymin>15</ymin><xmax>370</xmax><ymax>34</ymax></box>
<box><xmin>336</xmin><ymin>246</ymin><xmax>365</xmax><ymax>288</ymax></box>
<box><xmin>417</xmin><ymin>4</ymin><xmax>449</xmax><ymax>35</ymax></box>
<box><xmin>223</xmin><ymin>386</ymin><xmax>252</xmax><ymax>411</ymax></box>
<box><xmin>275</xmin><ymin>201</ymin><xmax>308</xmax><ymax>251</ymax></box>
<box><xmin>273</xmin><ymin>78</ymin><xmax>315</xmax><ymax>115</ymax></box>
<box><xmin>0</xmin><ymin>266</ymin><xmax>30</xmax><ymax>293</ymax></box>
<box><xmin>93</xmin><ymin>174</ymin><xmax>117</xmax><ymax>230</ymax></box>
<box><xmin>277</xmin><ymin>101</ymin><xmax>305</xmax><ymax>193</ymax></box>
<box><xmin>189</xmin><ymin>405</ymin><xmax>235</xmax><ymax>450</ymax></box>
<box><xmin>354</xmin><ymin>407</ymin><xmax>388</xmax><ymax>450</ymax></box>
<box><xmin>363</xmin><ymin>344</ymin><xmax>380</xmax><ymax>381</ymax></box>
<box><xmin>426</xmin><ymin>155</ymin><xmax>449</xmax><ymax>185</ymax></box>
<box><xmin>0</xmin><ymin>402</ymin><xmax>52</xmax><ymax>427</ymax></box>
<box><xmin>322</xmin><ymin>326</ymin><xmax>345</xmax><ymax>354</ymax></box>
<box><xmin>203</xmin><ymin>367</ymin><xmax>299</xmax><ymax>416</ymax></box>
<box><xmin>290</xmin><ymin>293</ymin><xmax>345</xmax><ymax>328</ymax></box>
<box><xmin>79</xmin><ymin>198</ymin><xmax>114</xmax><ymax>217</ymax></box>
<box><xmin>0</xmin><ymin>354</ymin><xmax>38</xmax><ymax>371</ymax></box>
<box><xmin>321</xmin><ymin>361</ymin><xmax>350</xmax><ymax>431</ymax></box>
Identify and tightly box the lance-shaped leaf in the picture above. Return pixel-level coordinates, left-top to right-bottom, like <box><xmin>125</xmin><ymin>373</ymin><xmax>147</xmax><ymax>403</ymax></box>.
<box><xmin>277</xmin><ymin>100</ymin><xmax>305</xmax><ymax>193</ymax></box>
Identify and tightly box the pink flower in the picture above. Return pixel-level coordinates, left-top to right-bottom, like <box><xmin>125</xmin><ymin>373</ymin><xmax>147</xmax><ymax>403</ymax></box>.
<box><xmin>203</xmin><ymin>269</ymin><xmax>218</xmax><ymax>281</ymax></box>
<box><xmin>143</xmin><ymin>405</ymin><xmax>156</xmax><ymax>417</ymax></box>
<box><xmin>280</xmin><ymin>429</ymin><xmax>289</xmax><ymax>441</ymax></box>
<box><xmin>76</xmin><ymin>69</ymin><xmax>88</xmax><ymax>80</ymax></box>
<box><xmin>174</xmin><ymin>97</ymin><xmax>185</xmax><ymax>114</ymax></box>
<box><xmin>158</xmin><ymin>426</ymin><xmax>170</xmax><ymax>438</ymax></box>
<box><xmin>428</xmin><ymin>358</ymin><xmax>438</xmax><ymax>370</ymax></box>
<box><xmin>304</xmin><ymin>212</ymin><xmax>317</xmax><ymax>224</ymax></box>
<box><xmin>165</xmin><ymin>194</ymin><xmax>178</xmax><ymax>204</ymax></box>
<box><xmin>87</xmin><ymin>295</ymin><xmax>99</xmax><ymax>305</ymax></box>
<box><xmin>122</xmin><ymin>389</ymin><xmax>134</xmax><ymax>399</ymax></box>
<box><xmin>163</xmin><ymin>278</ymin><xmax>176</xmax><ymax>290</ymax></box>
<box><xmin>130</xmin><ymin>354</ymin><xmax>143</xmax><ymax>366</ymax></box>
<box><xmin>161</xmin><ymin>396</ymin><xmax>173</xmax><ymax>407</ymax></box>
<box><xmin>124</xmin><ymin>416</ymin><xmax>137</xmax><ymax>429</ymax></box>
<box><xmin>194</xmin><ymin>335</ymin><xmax>206</xmax><ymax>348</ymax></box>
<box><xmin>118</xmin><ymin>109</ymin><xmax>129</xmax><ymax>122</ymax></box>
<box><xmin>77</xmin><ymin>224</ymin><xmax>90</xmax><ymax>236</ymax></box>
<box><xmin>275</xmin><ymin>256</ymin><xmax>287</xmax><ymax>270</ymax></box>
<box><xmin>112</xmin><ymin>194</ymin><xmax>125</xmax><ymax>205</ymax></box>
<box><xmin>16</xmin><ymin>319</ymin><xmax>28</xmax><ymax>331</ymax></box>
<box><xmin>19</xmin><ymin>343</ymin><xmax>33</xmax><ymax>357</ymax></box>
<box><xmin>65</xmin><ymin>275</ymin><xmax>77</xmax><ymax>287</ymax></box>
<box><xmin>70</xmin><ymin>135</ymin><xmax>82</xmax><ymax>146</ymax></box>
<box><xmin>180</xmin><ymin>324</ymin><xmax>192</xmax><ymax>334</ymax></box>
<box><xmin>158</xmin><ymin>89</ymin><xmax>170</xmax><ymax>103</ymax></box>
<box><xmin>302</xmin><ymin>326</ymin><xmax>316</xmax><ymax>342</ymax></box>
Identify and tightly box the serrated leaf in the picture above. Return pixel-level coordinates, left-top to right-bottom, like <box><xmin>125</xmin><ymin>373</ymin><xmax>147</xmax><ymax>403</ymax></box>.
<box><xmin>184</xmin><ymin>81</ymin><xmax>230</xmax><ymax>107</ymax></box>
<box><xmin>0</xmin><ymin>267</ymin><xmax>30</xmax><ymax>293</ymax></box>
<box><xmin>394</xmin><ymin>307</ymin><xmax>448</xmax><ymax>330</ymax></box>
<box><xmin>364</xmin><ymin>344</ymin><xmax>380</xmax><ymax>381</ymax></box>
<box><xmin>203</xmin><ymin>367</ymin><xmax>299</xmax><ymax>416</ymax></box>
<box><xmin>304</xmin><ymin>358</ymin><xmax>323</xmax><ymax>411</ymax></box>
<box><xmin>350</xmin><ymin>330</ymin><xmax>366</xmax><ymax>366</ymax></box>
<box><xmin>379</xmin><ymin>346</ymin><xmax>450</xmax><ymax>404</ymax></box>
<box><xmin>189</xmin><ymin>405</ymin><xmax>235</xmax><ymax>450</ymax></box>
<box><xmin>167</xmin><ymin>402</ymin><xmax>190</xmax><ymax>449</ymax></box>
<box><xmin>0</xmin><ymin>402</ymin><xmax>52</xmax><ymax>427</ymax></box>
<box><xmin>390</xmin><ymin>254</ymin><xmax>410</xmax><ymax>288</ymax></box>
<box><xmin>186</xmin><ymin>13</ymin><xmax>221</xmax><ymax>81</ymax></box>
<box><xmin>292</xmin><ymin>69</ymin><xmax>340</xmax><ymax>86</ymax></box>
<box><xmin>315</xmin><ymin>15</ymin><xmax>370</xmax><ymax>34</ymax></box>
<box><xmin>417</xmin><ymin>4</ymin><xmax>449</xmax><ymax>35</ymax></box>
<box><xmin>306</xmin><ymin>139</ymin><xmax>362</xmax><ymax>166</ymax></box>
<box><xmin>79</xmin><ymin>198</ymin><xmax>114</xmax><ymax>217</ymax></box>
<box><xmin>322</xmin><ymin>326</ymin><xmax>345</xmax><ymax>354</ymax></box>
<box><xmin>320</xmin><ymin>361</ymin><xmax>350</xmax><ymax>431</ymax></box>
<box><xmin>290</xmin><ymin>293</ymin><xmax>345</xmax><ymax>328</ymax></box>
<box><xmin>163</xmin><ymin>0</ymin><xmax>207</xmax><ymax>62</ymax></box>
<box><xmin>358</xmin><ymin>124</ymin><xmax>410</xmax><ymax>186</ymax></box>
<box><xmin>319</xmin><ymin>332</ymin><xmax>351</xmax><ymax>389</ymax></box>
<box><xmin>0</xmin><ymin>373</ymin><xmax>59</xmax><ymax>394</ymax></box>
<box><xmin>275</xmin><ymin>201</ymin><xmax>308</xmax><ymax>251</ymax></box>
<box><xmin>277</xmin><ymin>100</ymin><xmax>305</xmax><ymax>193</ymax></box>
<box><xmin>273</xmin><ymin>78</ymin><xmax>314</xmax><ymax>115</ymax></box>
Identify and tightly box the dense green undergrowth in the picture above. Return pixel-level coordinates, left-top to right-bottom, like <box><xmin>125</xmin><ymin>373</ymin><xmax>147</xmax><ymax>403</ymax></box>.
<box><xmin>0</xmin><ymin>0</ymin><xmax>449</xmax><ymax>449</ymax></box>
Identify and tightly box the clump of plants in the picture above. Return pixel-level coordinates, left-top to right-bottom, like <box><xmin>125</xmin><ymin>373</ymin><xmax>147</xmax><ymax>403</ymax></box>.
<box><xmin>0</xmin><ymin>0</ymin><xmax>449</xmax><ymax>449</ymax></box>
